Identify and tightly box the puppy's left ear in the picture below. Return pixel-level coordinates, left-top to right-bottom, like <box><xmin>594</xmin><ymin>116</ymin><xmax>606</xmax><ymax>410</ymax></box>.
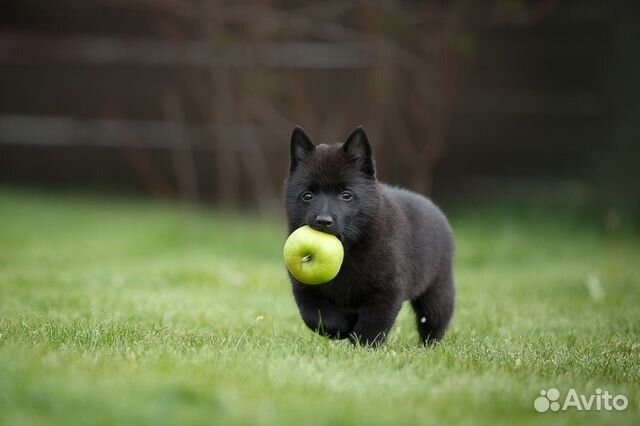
<box><xmin>290</xmin><ymin>126</ymin><xmax>315</xmax><ymax>174</ymax></box>
<box><xmin>343</xmin><ymin>125</ymin><xmax>375</xmax><ymax>178</ymax></box>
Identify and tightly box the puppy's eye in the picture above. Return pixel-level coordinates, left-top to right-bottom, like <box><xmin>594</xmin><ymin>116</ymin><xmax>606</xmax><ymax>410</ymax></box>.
<box><xmin>301</xmin><ymin>191</ymin><xmax>314</xmax><ymax>202</ymax></box>
<box><xmin>339</xmin><ymin>191</ymin><xmax>353</xmax><ymax>201</ymax></box>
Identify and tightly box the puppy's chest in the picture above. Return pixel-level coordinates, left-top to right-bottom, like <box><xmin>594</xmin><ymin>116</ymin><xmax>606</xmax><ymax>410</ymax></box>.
<box><xmin>321</xmin><ymin>256</ymin><xmax>393</xmax><ymax>308</ymax></box>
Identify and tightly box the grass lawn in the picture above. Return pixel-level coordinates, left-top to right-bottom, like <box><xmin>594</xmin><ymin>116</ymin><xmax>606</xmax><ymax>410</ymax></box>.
<box><xmin>0</xmin><ymin>188</ymin><xmax>638</xmax><ymax>426</ymax></box>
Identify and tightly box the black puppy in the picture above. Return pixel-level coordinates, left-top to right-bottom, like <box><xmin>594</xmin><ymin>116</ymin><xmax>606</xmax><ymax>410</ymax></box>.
<box><xmin>285</xmin><ymin>126</ymin><xmax>455</xmax><ymax>346</ymax></box>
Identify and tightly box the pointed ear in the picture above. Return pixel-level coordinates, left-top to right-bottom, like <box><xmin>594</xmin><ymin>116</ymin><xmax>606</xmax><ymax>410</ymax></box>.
<box><xmin>343</xmin><ymin>125</ymin><xmax>375</xmax><ymax>177</ymax></box>
<box><xmin>289</xmin><ymin>126</ymin><xmax>315</xmax><ymax>173</ymax></box>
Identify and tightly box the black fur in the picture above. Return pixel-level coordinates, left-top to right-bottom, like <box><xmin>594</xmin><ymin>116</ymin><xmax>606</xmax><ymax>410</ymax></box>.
<box><xmin>285</xmin><ymin>126</ymin><xmax>455</xmax><ymax>346</ymax></box>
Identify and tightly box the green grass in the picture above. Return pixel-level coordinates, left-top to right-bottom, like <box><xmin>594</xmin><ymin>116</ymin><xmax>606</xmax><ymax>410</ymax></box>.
<box><xmin>0</xmin><ymin>188</ymin><xmax>638</xmax><ymax>426</ymax></box>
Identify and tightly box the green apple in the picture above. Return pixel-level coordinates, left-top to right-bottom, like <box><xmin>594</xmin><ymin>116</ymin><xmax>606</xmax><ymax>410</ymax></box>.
<box><xmin>283</xmin><ymin>225</ymin><xmax>344</xmax><ymax>285</ymax></box>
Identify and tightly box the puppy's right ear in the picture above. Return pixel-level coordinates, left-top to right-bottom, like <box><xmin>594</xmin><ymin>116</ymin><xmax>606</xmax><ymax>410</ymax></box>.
<box><xmin>290</xmin><ymin>126</ymin><xmax>314</xmax><ymax>173</ymax></box>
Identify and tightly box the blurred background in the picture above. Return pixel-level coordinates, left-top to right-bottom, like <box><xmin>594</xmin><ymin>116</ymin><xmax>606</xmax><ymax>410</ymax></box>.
<box><xmin>0</xmin><ymin>0</ymin><xmax>638</xmax><ymax>223</ymax></box>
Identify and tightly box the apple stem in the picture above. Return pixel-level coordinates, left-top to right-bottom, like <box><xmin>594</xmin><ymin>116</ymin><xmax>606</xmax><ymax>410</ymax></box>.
<box><xmin>302</xmin><ymin>255</ymin><xmax>312</xmax><ymax>262</ymax></box>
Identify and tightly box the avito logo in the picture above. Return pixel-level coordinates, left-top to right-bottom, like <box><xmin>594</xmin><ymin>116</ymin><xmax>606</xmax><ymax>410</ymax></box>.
<box><xmin>534</xmin><ymin>388</ymin><xmax>629</xmax><ymax>413</ymax></box>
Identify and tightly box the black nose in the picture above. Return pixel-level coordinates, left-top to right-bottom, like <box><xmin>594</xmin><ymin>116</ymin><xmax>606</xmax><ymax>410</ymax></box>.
<box><xmin>315</xmin><ymin>215</ymin><xmax>334</xmax><ymax>227</ymax></box>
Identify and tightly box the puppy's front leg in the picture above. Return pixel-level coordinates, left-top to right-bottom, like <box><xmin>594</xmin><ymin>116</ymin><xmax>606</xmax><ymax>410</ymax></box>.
<box><xmin>293</xmin><ymin>285</ymin><xmax>353</xmax><ymax>339</ymax></box>
<box><xmin>350</xmin><ymin>296</ymin><xmax>403</xmax><ymax>346</ymax></box>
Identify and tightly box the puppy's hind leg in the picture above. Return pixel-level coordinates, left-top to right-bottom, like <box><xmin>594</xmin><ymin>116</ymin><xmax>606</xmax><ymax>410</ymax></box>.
<box><xmin>411</xmin><ymin>272</ymin><xmax>455</xmax><ymax>345</ymax></box>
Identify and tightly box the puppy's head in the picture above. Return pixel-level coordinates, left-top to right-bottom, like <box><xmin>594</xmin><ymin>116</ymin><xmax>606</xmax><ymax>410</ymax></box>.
<box><xmin>285</xmin><ymin>126</ymin><xmax>379</xmax><ymax>245</ymax></box>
